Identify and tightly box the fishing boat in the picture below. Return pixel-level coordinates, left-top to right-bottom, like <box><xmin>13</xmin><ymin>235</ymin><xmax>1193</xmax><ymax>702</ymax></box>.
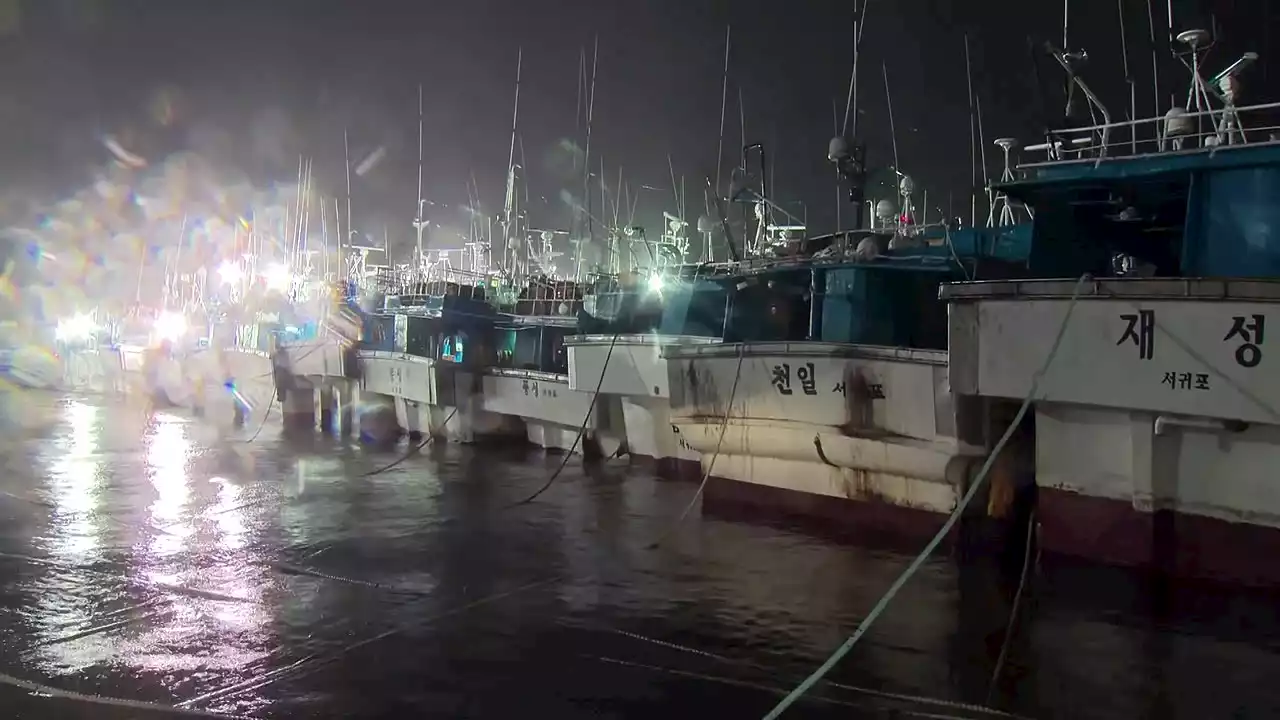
<box><xmin>654</xmin><ymin>142</ymin><xmax>1030</xmax><ymax>539</ymax></box>
<box><xmin>941</xmin><ymin>25</ymin><xmax>1280</xmax><ymax>585</ymax></box>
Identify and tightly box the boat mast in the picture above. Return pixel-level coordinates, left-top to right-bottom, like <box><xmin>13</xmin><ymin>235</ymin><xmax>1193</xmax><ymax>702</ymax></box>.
<box><xmin>1118</xmin><ymin>0</ymin><xmax>1137</xmax><ymax>154</ymax></box>
<box><xmin>579</xmin><ymin>35</ymin><xmax>599</xmax><ymax>283</ymax></box>
<box><xmin>413</xmin><ymin>83</ymin><xmax>427</xmax><ymax>269</ymax></box>
<box><xmin>1145</xmin><ymin>0</ymin><xmax>1161</xmax><ymax>122</ymax></box>
<box><xmin>964</xmin><ymin>34</ymin><xmax>978</xmax><ymax>227</ymax></box>
<box><xmin>502</xmin><ymin>48</ymin><xmax>523</xmax><ymax>279</ymax></box>
<box><xmin>343</xmin><ymin>128</ymin><xmax>353</xmax><ymax>270</ymax></box>
<box><xmin>715</xmin><ymin>25</ymin><xmax>731</xmax><ymax>201</ymax></box>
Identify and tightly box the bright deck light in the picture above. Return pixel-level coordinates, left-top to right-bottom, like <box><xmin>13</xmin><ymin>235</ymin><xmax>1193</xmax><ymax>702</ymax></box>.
<box><xmin>154</xmin><ymin>311</ymin><xmax>187</xmax><ymax>342</ymax></box>
<box><xmin>55</xmin><ymin>313</ymin><xmax>95</xmax><ymax>342</ymax></box>
<box><xmin>218</xmin><ymin>260</ymin><xmax>243</xmax><ymax>285</ymax></box>
<box><xmin>263</xmin><ymin>263</ymin><xmax>292</xmax><ymax>292</ymax></box>
<box><xmin>647</xmin><ymin>274</ymin><xmax>665</xmax><ymax>293</ymax></box>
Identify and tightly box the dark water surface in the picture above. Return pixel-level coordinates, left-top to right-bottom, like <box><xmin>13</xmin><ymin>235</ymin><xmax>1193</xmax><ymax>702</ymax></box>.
<box><xmin>1</xmin><ymin>393</ymin><xmax>1279</xmax><ymax>718</ymax></box>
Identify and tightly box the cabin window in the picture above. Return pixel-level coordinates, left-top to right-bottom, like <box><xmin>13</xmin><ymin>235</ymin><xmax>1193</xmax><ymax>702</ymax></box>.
<box><xmin>440</xmin><ymin>332</ymin><xmax>466</xmax><ymax>363</ymax></box>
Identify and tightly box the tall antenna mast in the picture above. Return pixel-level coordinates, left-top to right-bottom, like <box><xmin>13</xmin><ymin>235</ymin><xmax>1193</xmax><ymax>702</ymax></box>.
<box><xmin>414</xmin><ymin>83</ymin><xmax>427</xmax><ymax>266</ymax></box>
<box><xmin>715</xmin><ymin>25</ymin><xmax>731</xmax><ymax>197</ymax></box>
<box><xmin>320</xmin><ymin>193</ymin><xmax>329</xmax><ymax>278</ymax></box>
<box><xmin>502</xmin><ymin>48</ymin><xmax>523</xmax><ymax>275</ymax></box>
<box><xmin>1063</xmin><ymin>0</ymin><xmax>1070</xmax><ymax>52</ymax></box>
<box><xmin>882</xmin><ymin>63</ymin><xmax>900</xmax><ymax>176</ymax></box>
<box><xmin>343</xmin><ymin>129</ymin><xmax>353</xmax><ymax>257</ymax></box>
<box><xmin>1145</xmin><ymin>0</ymin><xmax>1161</xmax><ymax>121</ymax></box>
<box><xmin>333</xmin><ymin>198</ymin><xmax>342</xmax><ymax>277</ymax></box>
<box><xmin>1118</xmin><ymin>0</ymin><xmax>1137</xmax><ymax>153</ymax></box>
<box><xmin>964</xmin><ymin>34</ymin><xmax>978</xmax><ymax>227</ymax></box>
<box><xmin>579</xmin><ymin>35</ymin><xmax>599</xmax><ymax>279</ymax></box>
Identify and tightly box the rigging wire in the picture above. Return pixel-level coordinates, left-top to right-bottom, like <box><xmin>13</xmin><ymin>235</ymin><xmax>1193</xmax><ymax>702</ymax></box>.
<box><xmin>762</xmin><ymin>274</ymin><xmax>1090</xmax><ymax>720</ymax></box>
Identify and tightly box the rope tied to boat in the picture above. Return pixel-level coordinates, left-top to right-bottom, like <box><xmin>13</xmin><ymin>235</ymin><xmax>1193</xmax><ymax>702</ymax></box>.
<box><xmin>762</xmin><ymin>274</ymin><xmax>1091</xmax><ymax>719</ymax></box>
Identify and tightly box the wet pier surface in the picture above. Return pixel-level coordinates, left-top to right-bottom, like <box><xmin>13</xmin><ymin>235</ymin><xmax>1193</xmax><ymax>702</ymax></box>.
<box><xmin>1</xmin><ymin>393</ymin><xmax>1279</xmax><ymax>718</ymax></box>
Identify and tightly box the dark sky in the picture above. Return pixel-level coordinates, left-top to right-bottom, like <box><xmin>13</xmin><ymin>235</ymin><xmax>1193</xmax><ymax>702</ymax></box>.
<box><xmin>0</xmin><ymin>0</ymin><xmax>1274</xmax><ymax>257</ymax></box>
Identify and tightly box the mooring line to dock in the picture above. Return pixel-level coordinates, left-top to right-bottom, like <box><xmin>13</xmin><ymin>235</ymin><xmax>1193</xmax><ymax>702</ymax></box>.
<box><xmin>0</xmin><ymin>670</ymin><xmax>257</xmax><ymax>719</ymax></box>
<box><xmin>360</xmin><ymin>405</ymin><xmax>459</xmax><ymax>477</ymax></box>
<box><xmin>179</xmin><ymin>574</ymin><xmax>563</xmax><ymax>711</ymax></box>
<box><xmin>592</xmin><ymin>655</ymin><xmax>987</xmax><ymax>718</ymax></box>
<box><xmin>266</xmin><ymin>560</ymin><xmax>433</xmax><ymax>596</ymax></box>
<box><xmin>646</xmin><ymin>340</ymin><xmax>746</xmax><ymax>550</ymax></box>
<box><xmin>762</xmin><ymin>275</ymin><xmax>1090</xmax><ymax>719</ymax></box>
<box><xmin>237</xmin><ymin>395</ymin><xmax>277</xmax><ymax>443</ymax></box>
<box><xmin>502</xmin><ymin>332</ymin><xmax>622</xmax><ymax>508</ymax></box>
<box><xmin>987</xmin><ymin>509</ymin><xmax>1039</xmax><ymax>705</ymax></box>
<box><xmin>559</xmin><ymin>619</ymin><xmax>1024</xmax><ymax>719</ymax></box>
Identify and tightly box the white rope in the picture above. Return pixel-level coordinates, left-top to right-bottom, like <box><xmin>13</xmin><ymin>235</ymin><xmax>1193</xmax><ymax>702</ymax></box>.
<box><xmin>763</xmin><ymin>274</ymin><xmax>1090</xmax><ymax>719</ymax></box>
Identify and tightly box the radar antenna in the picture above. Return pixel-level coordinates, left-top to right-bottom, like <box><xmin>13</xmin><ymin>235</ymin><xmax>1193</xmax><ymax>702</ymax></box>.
<box><xmin>987</xmin><ymin>138</ymin><xmax>1032</xmax><ymax>227</ymax></box>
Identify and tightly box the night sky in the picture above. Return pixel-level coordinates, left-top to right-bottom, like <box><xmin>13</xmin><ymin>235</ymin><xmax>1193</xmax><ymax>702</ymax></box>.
<box><xmin>0</xmin><ymin>0</ymin><xmax>1274</xmax><ymax>259</ymax></box>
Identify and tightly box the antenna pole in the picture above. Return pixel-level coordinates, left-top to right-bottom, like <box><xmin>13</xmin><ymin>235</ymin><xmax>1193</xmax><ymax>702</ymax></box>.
<box><xmin>833</xmin><ymin>97</ymin><xmax>842</xmax><ymax>232</ymax></box>
<box><xmin>964</xmin><ymin>34</ymin><xmax>978</xmax><ymax>227</ymax></box>
<box><xmin>1145</xmin><ymin>0</ymin><xmax>1161</xmax><ymax>121</ymax></box>
<box><xmin>579</xmin><ymin>35</ymin><xmax>599</xmax><ymax>279</ymax></box>
<box><xmin>668</xmin><ymin>154</ymin><xmax>681</xmax><ymax>214</ymax></box>
<box><xmin>343</xmin><ymin>129</ymin><xmax>353</xmax><ymax>258</ymax></box>
<box><xmin>415</xmin><ymin>83</ymin><xmax>425</xmax><ymax>266</ymax></box>
<box><xmin>1118</xmin><ymin>0</ymin><xmax>1137</xmax><ymax>154</ymax></box>
<box><xmin>320</xmin><ymin>194</ymin><xmax>329</xmax><ymax>279</ymax></box>
<box><xmin>715</xmin><ymin>25</ymin><xmax>731</xmax><ymax>197</ymax></box>
<box><xmin>301</xmin><ymin>158</ymin><xmax>313</xmax><ymax>269</ymax></box>
<box><xmin>844</xmin><ymin>0</ymin><xmax>869</xmax><ymax>137</ymax></box>
<box><xmin>503</xmin><ymin>48</ymin><xmax>523</xmax><ymax>275</ymax></box>
<box><xmin>882</xmin><ymin>63</ymin><xmax>900</xmax><ymax>174</ymax></box>
<box><xmin>333</xmin><ymin>198</ymin><xmax>342</xmax><ymax>277</ymax></box>
<box><xmin>1063</xmin><ymin>0</ymin><xmax>1070</xmax><ymax>50</ymax></box>
<box><xmin>977</xmin><ymin>96</ymin><xmax>992</xmax><ymax>225</ymax></box>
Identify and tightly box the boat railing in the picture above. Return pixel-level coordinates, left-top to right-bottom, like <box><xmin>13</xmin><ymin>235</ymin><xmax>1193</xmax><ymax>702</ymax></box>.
<box><xmin>1020</xmin><ymin>100</ymin><xmax>1280</xmax><ymax>168</ymax></box>
<box><xmin>373</xmin><ymin>265</ymin><xmax>495</xmax><ymax>297</ymax></box>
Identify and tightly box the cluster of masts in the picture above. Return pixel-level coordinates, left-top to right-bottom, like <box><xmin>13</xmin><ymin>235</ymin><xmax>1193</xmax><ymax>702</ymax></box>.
<box><xmin>187</xmin><ymin>8</ymin><xmax>1276</xmax><ymax>310</ymax></box>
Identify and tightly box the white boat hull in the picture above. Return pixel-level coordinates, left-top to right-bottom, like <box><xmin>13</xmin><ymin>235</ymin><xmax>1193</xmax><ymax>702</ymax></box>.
<box><xmin>664</xmin><ymin>342</ymin><xmax>980</xmax><ymax>537</ymax></box>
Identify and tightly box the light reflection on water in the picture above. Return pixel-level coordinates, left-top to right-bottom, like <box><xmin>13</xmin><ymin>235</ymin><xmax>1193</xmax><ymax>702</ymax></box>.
<box><xmin>2</xmin><ymin>394</ymin><xmax>1280</xmax><ymax>718</ymax></box>
<box><xmin>46</xmin><ymin>400</ymin><xmax>103</xmax><ymax>562</ymax></box>
<box><xmin>31</xmin><ymin>399</ymin><xmax>107</xmax><ymax>671</ymax></box>
<box><xmin>144</xmin><ymin>414</ymin><xmax>192</xmax><ymax>562</ymax></box>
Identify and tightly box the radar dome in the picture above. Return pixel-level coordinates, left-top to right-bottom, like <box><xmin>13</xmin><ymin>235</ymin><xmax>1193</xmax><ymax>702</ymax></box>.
<box><xmin>1164</xmin><ymin>107</ymin><xmax>1192</xmax><ymax>136</ymax></box>
<box><xmin>898</xmin><ymin>175</ymin><xmax>914</xmax><ymax>196</ymax></box>
<box><xmin>853</xmin><ymin>236</ymin><xmax>880</xmax><ymax>261</ymax></box>
<box><xmin>696</xmin><ymin>215</ymin><xmax>715</xmax><ymax>234</ymax></box>
<box><xmin>875</xmin><ymin>199</ymin><xmax>896</xmax><ymax>222</ymax></box>
<box><xmin>828</xmin><ymin>136</ymin><xmax>849</xmax><ymax>162</ymax></box>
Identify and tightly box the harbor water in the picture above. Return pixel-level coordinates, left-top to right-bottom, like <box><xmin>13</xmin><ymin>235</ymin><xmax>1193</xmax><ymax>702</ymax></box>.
<box><xmin>1</xmin><ymin>391</ymin><xmax>1278</xmax><ymax>718</ymax></box>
